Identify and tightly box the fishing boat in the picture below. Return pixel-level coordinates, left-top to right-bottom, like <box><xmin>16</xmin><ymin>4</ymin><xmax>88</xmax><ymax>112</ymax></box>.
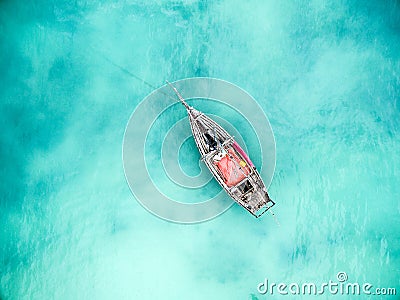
<box><xmin>167</xmin><ymin>81</ymin><xmax>275</xmax><ymax>218</ymax></box>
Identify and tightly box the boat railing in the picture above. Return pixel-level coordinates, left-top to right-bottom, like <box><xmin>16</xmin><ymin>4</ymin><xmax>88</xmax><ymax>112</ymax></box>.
<box><xmin>255</xmin><ymin>200</ymin><xmax>275</xmax><ymax>218</ymax></box>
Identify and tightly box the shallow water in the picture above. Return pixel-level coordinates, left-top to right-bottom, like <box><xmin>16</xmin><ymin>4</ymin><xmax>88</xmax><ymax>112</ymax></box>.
<box><xmin>1</xmin><ymin>0</ymin><xmax>400</xmax><ymax>299</ymax></box>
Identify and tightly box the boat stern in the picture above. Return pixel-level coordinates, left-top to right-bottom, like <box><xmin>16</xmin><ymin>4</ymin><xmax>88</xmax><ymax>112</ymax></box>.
<box><xmin>230</xmin><ymin>179</ymin><xmax>275</xmax><ymax>218</ymax></box>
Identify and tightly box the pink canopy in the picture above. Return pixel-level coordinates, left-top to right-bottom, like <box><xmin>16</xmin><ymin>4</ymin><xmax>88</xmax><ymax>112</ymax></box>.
<box><xmin>214</xmin><ymin>148</ymin><xmax>250</xmax><ymax>187</ymax></box>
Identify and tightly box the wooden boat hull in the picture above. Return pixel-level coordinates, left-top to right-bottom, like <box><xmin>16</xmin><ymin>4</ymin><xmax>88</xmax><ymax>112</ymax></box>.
<box><xmin>167</xmin><ymin>82</ymin><xmax>275</xmax><ymax>217</ymax></box>
<box><xmin>188</xmin><ymin>108</ymin><xmax>275</xmax><ymax>217</ymax></box>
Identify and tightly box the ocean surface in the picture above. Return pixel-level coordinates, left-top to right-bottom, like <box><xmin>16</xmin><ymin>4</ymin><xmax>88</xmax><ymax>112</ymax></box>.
<box><xmin>1</xmin><ymin>0</ymin><xmax>400</xmax><ymax>299</ymax></box>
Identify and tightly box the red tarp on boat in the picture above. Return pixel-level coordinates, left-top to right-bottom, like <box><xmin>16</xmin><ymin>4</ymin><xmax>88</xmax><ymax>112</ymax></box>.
<box><xmin>214</xmin><ymin>148</ymin><xmax>250</xmax><ymax>187</ymax></box>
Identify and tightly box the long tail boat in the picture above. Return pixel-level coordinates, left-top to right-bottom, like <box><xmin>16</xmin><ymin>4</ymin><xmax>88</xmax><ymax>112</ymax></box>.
<box><xmin>167</xmin><ymin>81</ymin><xmax>275</xmax><ymax>218</ymax></box>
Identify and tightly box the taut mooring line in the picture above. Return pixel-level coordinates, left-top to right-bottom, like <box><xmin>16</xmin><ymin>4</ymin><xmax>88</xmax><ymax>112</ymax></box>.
<box><xmin>93</xmin><ymin>48</ymin><xmax>178</xmax><ymax>102</ymax></box>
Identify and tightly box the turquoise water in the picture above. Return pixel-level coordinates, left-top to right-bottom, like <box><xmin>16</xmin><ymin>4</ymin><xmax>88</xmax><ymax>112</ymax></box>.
<box><xmin>1</xmin><ymin>0</ymin><xmax>400</xmax><ymax>299</ymax></box>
